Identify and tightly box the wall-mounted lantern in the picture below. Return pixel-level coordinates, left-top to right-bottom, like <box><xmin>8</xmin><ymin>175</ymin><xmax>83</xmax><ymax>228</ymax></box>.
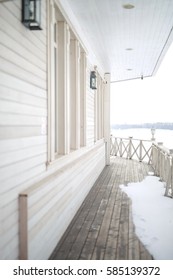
<box><xmin>22</xmin><ymin>0</ymin><xmax>42</xmax><ymax>30</ymax></box>
<box><xmin>90</xmin><ymin>71</ymin><xmax>97</xmax><ymax>89</ymax></box>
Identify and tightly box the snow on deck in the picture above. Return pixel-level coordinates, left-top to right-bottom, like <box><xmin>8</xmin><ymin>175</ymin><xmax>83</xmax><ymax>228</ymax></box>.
<box><xmin>120</xmin><ymin>175</ymin><xmax>173</xmax><ymax>259</ymax></box>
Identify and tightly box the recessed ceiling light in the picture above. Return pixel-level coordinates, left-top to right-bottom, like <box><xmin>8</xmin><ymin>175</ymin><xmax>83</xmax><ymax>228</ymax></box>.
<box><xmin>126</xmin><ymin>48</ymin><xmax>133</xmax><ymax>51</ymax></box>
<box><xmin>127</xmin><ymin>68</ymin><xmax>133</xmax><ymax>71</ymax></box>
<box><xmin>123</xmin><ymin>4</ymin><xmax>135</xmax><ymax>9</ymax></box>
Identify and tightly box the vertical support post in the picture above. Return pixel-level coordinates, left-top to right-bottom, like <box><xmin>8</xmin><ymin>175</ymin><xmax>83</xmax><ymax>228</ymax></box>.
<box><xmin>168</xmin><ymin>149</ymin><xmax>173</xmax><ymax>197</ymax></box>
<box><xmin>47</xmin><ymin>0</ymin><xmax>56</xmax><ymax>162</ymax></box>
<box><xmin>158</xmin><ymin>142</ymin><xmax>163</xmax><ymax>178</ymax></box>
<box><xmin>139</xmin><ymin>140</ymin><xmax>142</xmax><ymax>162</ymax></box>
<box><xmin>58</xmin><ymin>22</ymin><xmax>70</xmax><ymax>154</ymax></box>
<box><xmin>70</xmin><ymin>39</ymin><xmax>80</xmax><ymax>150</ymax></box>
<box><xmin>101</xmin><ymin>80</ymin><xmax>104</xmax><ymax>139</ymax></box>
<box><xmin>65</xmin><ymin>24</ymin><xmax>71</xmax><ymax>154</ymax></box>
<box><xmin>171</xmin><ymin>155</ymin><xmax>173</xmax><ymax>197</ymax></box>
<box><xmin>80</xmin><ymin>51</ymin><xmax>87</xmax><ymax>147</ymax></box>
<box><xmin>120</xmin><ymin>138</ymin><xmax>123</xmax><ymax>157</ymax></box>
<box><xmin>104</xmin><ymin>73</ymin><xmax>111</xmax><ymax>165</ymax></box>
<box><xmin>128</xmin><ymin>137</ymin><xmax>133</xmax><ymax>159</ymax></box>
<box><xmin>97</xmin><ymin>75</ymin><xmax>102</xmax><ymax>140</ymax></box>
<box><xmin>149</xmin><ymin>143</ymin><xmax>154</xmax><ymax>166</ymax></box>
<box><xmin>97</xmin><ymin>75</ymin><xmax>100</xmax><ymax>140</ymax></box>
<box><xmin>156</xmin><ymin>142</ymin><xmax>162</xmax><ymax>177</ymax></box>
<box><xmin>19</xmin><ymin>194</ymin><xmax>28</xmax><ymax>260</ymax></box>
<box><xmin>94</xmin><ymin>67</ymin><xmax>98</xmax><ymax>143</ymax></box>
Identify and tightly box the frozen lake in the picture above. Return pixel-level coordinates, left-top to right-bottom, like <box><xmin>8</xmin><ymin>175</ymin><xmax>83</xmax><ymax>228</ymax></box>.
<box><xmin>111</xmin><ymin>128</ymin><xmax>173</xmax><ymax>150</ymax></box>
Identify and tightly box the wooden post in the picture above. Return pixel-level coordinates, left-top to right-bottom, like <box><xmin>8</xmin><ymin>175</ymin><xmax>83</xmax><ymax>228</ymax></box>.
<box><xmin>115</xmin><ymin>137</ymin><xmax>118</xmax><ymax>156</ymax></box>
<box><xmin>104</xmin><ymin>73</ymin><xmax>111</xmax><ymax>165</ymax></box>
<box><xmin>128</xmin><ymin>137</ymin><xmax>133</xmax><ymax>159</ymax></box>
<box><xmin>150</xmin><ymin>143</ymin><xmax>154</xmax><ymax>166</ymax></box>
<box><xmin>57</xmin><ymin>22</ymin><xmax>70</xmax><ymax>154</ymax></box>
<box><xmin>170</xmin><ymin>150</ymin><xmax>173</xmax><ymax>197</ymax></box>
<box><xmin>120</xmin><ymin>138</ymin><xmax>123</xmax><ymax>157</ymax></box>
<box><xmin>70</xmin><ymin>39</ymin><xmax>81</xmax><ymax>150</ymax></box>
<box><xmin>110</xmin><ymin>134</ymin><xmax>113</xmax><ymax>155</ymax></box>
<box><xmin>139</xmin><ymin>140</ymin><xmax>142</xmax><ymax>162</ymax></box>
<box><xmin>80</xmin><ymin>51</ymin><xmax>87</xmax><ymax>147</ymax></box>
<box><xmin>47</xmin><ymin>0</ymin><xmax>56</xmax><ymax>162</ymax></box>
<box><xmin>19</xmin><ymin>194</ymin><xmax>28</xmax><ymax>260</ymax></box>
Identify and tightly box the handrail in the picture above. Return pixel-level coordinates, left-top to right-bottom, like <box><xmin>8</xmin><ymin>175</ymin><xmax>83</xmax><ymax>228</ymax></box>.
<box><xmin>110</xmin><ymin>136</ymin><xmax>152</xmax><ymax>163</ymax></box>
<box><xmin>151</xmin><ymin>142</ymin><xmax>173</xmax><ymax>197</ymax></box>
<box><xmin>110</xmin><ymin>135</ymin><xmax>173</xmax><ymax>198</ymax></box>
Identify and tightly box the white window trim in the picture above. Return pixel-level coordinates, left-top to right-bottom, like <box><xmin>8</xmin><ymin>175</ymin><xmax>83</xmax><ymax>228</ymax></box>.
<box><xmin>47</xmin><ymin>0</ymin><xmax>87</xmax><ymax>166</ymax></box>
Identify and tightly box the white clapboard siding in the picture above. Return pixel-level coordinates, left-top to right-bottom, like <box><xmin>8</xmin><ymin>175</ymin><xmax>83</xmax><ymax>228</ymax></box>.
<box><xmin>0</xmin><ymin>30</ymin><xmax>46</xmax><ymax>71</ymax></box>
<box><xmin>0</xmin><ymin>3</ymin><xmax>46</xmax><ymax>58</ymax></box>
<box><xmin>0</xmin><ymin>127</ymin><xmax>43</xmax><ymax>140</ymax></box>
<box><xmin>0</xmin><ymin>212</ymin><xmax>18</xmax><ymax>251</ymax></box>
<box><xmin>0</xmin><ymin>44</ymin><xmax>46</xmax><ymax>80</ymax></box>
<box><xmin>0</xmin><ymin>85</ymin><xmax>47</xmax><ymax>108</ymax></box>
<box><xmin>18</xmin><ymin>143</ymin><xmax>105</xmax><ymax>260</ymax></box>
<box><xmin>1</xmin><ymin>143</ymin><xmax>105</xmax><ymax>259</ymax></box>
<box><xmin>0</xmin><ymin>72</ymin><xmax>46</xmax><ymax>98</ymax></box>
<box><xmin>0</xmin><ymin>162</ymin><xmax>46</xmax><ymax>196</ymax></box>
<box><xmin>0</xmin><ymin>164</ymin><xmax>46</xmax><ymax>208</ymax></box>
<box><xmin>0</xmin><ymin>0</ymin><xmax>48</xmax><ymax>260</ymax></box>
<box><xmin>0</xmin><ymin>154</ymin><xmax>47</xmax><ymax>184</ymax></box>
<box><xmin>0</xmin><ymin>0</ymin><xmax>106</xmax><ymax>260</ymax></box>
<box><xmin>0</xmin><ymin>100</ymin><xmax>47</xmax><ymax>117</ymax></box>
<box><xmin>0</xmin><ymin>144</ymin><xmax>46</xmax><ymax>169</ymax></box>
<box><xmin>0</xmin><ymin>57</ymin><xmax>46</xmax><ymax>89</ymax></box>
<box><xmin>0</xmin><ymin>114</ymin><xmax>45</xmax><ymax>126</ymax></box>
<box><xmin>0</xmin><ymin>136</ymin><xmax>47</xmax><ymax>153</ymax></box>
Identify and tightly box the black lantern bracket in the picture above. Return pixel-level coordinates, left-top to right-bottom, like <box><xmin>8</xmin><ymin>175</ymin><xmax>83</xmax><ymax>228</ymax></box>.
<box><xmin>90</xmin><ymin>69</ymin><xmax>97</xmax><ymax>90</ymax></box>
<box><xmin>22</xmin><ymin>0</ymin><xmax>42</xmax><ymax>30</ymax></box>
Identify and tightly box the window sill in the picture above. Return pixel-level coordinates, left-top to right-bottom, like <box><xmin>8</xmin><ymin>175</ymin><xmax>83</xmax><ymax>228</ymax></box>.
<box><xmin>46</xmin><ymin>139</ymin><xmax>104</xmax><ymax>172</ymax></box>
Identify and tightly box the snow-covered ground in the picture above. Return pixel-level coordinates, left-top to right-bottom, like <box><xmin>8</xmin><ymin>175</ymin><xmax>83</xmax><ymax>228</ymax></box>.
<box><xmin>120</xmin><ymin>175</ymin><xmax>173</xmax><ymax>260</ymax></box>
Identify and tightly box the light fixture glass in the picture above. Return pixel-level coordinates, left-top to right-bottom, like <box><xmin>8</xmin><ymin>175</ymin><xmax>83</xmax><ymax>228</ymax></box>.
<box><xmin>22</xmin><ymin>0</ymin><xmax>42</xmax><ymax>30</ymax></box>
<box><xmin>90</xmin><ymin>71</ymin><xmax>97</xmax><ymax>90</ymax></box>
<box><xmin>123</xmin><ymin>4</ymin><xmax>135</xmax><ymax>9</ymax></box>
<box><xmin>126</xmin><ymin>48</ymin><xmax>133</xmax><ymax>51</ymax></box>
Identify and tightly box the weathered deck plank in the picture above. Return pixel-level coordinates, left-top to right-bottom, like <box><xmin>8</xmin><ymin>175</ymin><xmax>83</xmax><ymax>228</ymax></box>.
<box><xmin>50</xmin><ymin>156</ymin><xmax>153</xmax><ymax>260</ymax></box>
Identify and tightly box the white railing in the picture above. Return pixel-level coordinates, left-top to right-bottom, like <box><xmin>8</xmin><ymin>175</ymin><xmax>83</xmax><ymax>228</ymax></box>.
<box><xmin>110</xmin><ymin>135</ymin><xmax>173</xmax><ymax>198</ymax></box>
<box><xmin>151</xmin><ymin>143</ymin><xmax>173</xmax><ymax>197</ymax></box>
<box><xmin>110</xmin><ymin>136</ymin><xmax>152</xmax><ymax>163</ymax></box>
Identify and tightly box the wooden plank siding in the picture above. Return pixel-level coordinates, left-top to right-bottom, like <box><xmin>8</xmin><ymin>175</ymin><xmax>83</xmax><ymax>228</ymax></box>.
<box><xmin>0</xmin><ymin>0</ymin><xmax>106</xmax><ymax>260</ymax></box>
<box><xmin>50</xmin><ymin>157</ymin><xmax>154</xmax><ymax>260</ymax></box>
<box><xmin>18</xmin><ymin>143</ymin><xmax>105</xmax><ymax>260</ymax></box>
<box><xmin>0</xmin><ymin>0</ymin><xmax>47</xmax><ymax>260</ymax></box>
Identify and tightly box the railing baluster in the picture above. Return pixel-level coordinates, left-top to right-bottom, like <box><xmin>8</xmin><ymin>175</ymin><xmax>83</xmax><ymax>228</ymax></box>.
<box><xmin>139</xmin><ymin>140</ymin><xmax>142</xmax><ymax>162</ymax></box>
<box><xmin>128</xmin><ymin>137</ymin><xmax>133</xmax><ymax>159</ymax></box>
<box><xmin>171</xmin><ymin>155</ymin><xmax>173</xmax><ymax>197</ymax></box>
<box><xmin>120</xmin><ymin>138</ymin><xmax>122</xmax><ymax>157</ymax></box>
<box><xmin>110</xmin><ymin>135</ymin><xmax>173</xmax><ymax>197</ymax></box>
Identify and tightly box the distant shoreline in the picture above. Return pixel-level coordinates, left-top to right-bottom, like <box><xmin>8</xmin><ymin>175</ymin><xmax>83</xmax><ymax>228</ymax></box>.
<box><xmin>111</xmin><ymin>123</ymin><xmax>173</xmax><ymax>130</ymax></box>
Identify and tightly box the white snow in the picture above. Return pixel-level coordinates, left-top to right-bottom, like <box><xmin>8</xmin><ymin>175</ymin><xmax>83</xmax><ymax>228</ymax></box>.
<box><xmin>120</xmin><ymin>175</ymin><xmax>173</xmax><ymax>259</ymax></box>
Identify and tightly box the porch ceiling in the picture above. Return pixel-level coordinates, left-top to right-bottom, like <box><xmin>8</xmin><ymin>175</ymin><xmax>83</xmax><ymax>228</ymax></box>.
<box><xmin>63</xmin><ymin>0</ymin><xmax>173</xmax><ymax>82</ymax></box>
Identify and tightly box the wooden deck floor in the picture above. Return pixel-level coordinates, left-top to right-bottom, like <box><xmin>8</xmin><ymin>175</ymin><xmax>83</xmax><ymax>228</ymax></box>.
<box><xmin>50</xmin><ymin>156</ymin><xmax>154</xmax><ymax>260</ymax></box>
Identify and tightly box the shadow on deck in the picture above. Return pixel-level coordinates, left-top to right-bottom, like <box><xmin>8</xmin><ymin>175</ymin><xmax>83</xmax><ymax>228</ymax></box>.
<box><xmin>50</xmin><ymin>156</ymin><xmax>154</xmax><ymax>260</ymax></box>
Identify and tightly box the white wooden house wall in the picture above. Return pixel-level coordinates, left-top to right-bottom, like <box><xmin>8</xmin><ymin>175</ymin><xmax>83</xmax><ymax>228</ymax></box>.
<box><xmin>0</xmin><ymin>0</ymin><xmax>108</xmax><ymax>259</ymax></box>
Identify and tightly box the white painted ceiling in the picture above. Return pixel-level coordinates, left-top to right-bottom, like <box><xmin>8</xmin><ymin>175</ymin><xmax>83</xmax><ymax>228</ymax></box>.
<box><xmin>63</xmin><ymin>0</ymin><xmax>173</xmax><ymax>82</ymax></box>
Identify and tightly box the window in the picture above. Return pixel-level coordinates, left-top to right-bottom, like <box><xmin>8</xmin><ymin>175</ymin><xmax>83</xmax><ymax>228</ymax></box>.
<box><xmin>47</xmin><ymin>2</ymin><xmax>87</xmax><ymax>164</ymax></box>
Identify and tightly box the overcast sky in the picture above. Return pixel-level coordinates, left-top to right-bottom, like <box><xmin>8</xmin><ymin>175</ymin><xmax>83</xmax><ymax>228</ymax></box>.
<box><xmin>110</xmin><ymin>43</ymin><xmax>173</xmax><ymax>125</ymax></box>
